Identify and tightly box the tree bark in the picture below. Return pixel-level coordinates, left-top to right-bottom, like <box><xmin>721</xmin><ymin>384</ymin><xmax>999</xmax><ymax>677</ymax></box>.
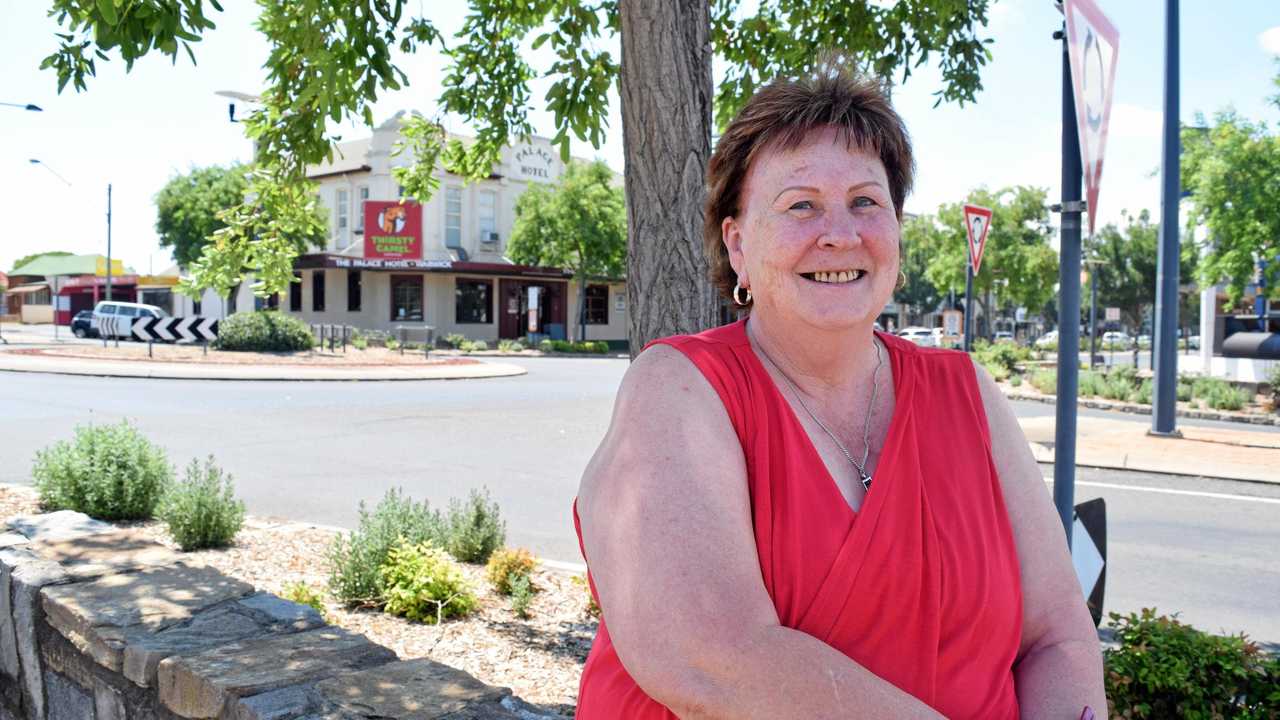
<box><xmin>619</xmin><ymin>0</ymin><xmax>719</xmax><ymax>357</ymax></box>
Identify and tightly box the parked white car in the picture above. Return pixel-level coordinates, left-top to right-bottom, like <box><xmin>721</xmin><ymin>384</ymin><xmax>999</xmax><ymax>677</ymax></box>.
<box><xmin>1101</xmin><ymin>331</ymin><xmax>1132</xmax><ymax>347</ymax></box>
<box><xmin>1035</xmin><ymin>330</ymin><xmax>1059</xmax><ymax>348</ymax></box>
<box><xmin>896</xmin><ymin>326</ymin><xmax>936</xmax><ymax>347</ymax></box>
<box><xmin>91</xmin><ymin>301</ymin><xmax>168</xmax><ymax>339</ymax></box>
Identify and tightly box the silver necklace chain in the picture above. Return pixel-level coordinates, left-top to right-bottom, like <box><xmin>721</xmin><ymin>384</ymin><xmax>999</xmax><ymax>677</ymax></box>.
<box><xmin>754</xmin><ymin>332</ymin><xmax>883</xmax><ymax>492</ymax></box>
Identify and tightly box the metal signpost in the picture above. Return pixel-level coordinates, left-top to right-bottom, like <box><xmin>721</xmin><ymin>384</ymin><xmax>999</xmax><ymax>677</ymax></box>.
<box><xmin>962</xmin><ymin>204</ymin><xmax>993</xmax><ymax>352</ymax></box>
<box><xmin>1151</xmin><ymin>0</ymin><xmax>1181</xmax><ymax>436</ymax></box>
<box><xmin>1057</xmin><ymin>0</ymin><xmax>1119</xmax><ymax>547</ymax></box>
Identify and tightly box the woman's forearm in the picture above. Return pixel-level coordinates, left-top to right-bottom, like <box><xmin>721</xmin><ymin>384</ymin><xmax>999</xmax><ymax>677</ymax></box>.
<box><xmin>1013</xmin><ymin>637</ymin><xmax>1107</xmax><ymax>720</ymax></box>
<box><xmin>654</xmin><ymin>624</ymin><xmax>945</xmax><ymax>720</ymax></box>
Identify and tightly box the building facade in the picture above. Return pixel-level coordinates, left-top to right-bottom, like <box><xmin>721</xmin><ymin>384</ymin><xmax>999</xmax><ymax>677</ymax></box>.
<box><xmin>276</xmin><ymin>114</ymin><xmax>629</xmax><ymax>346</ymax></box>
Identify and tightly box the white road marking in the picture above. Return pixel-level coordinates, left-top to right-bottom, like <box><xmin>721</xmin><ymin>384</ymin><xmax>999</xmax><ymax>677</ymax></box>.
<box><xmin>1045</xmin><ymin>478</ymin><xmax>1280</xmax><ymax>505</ymax></box>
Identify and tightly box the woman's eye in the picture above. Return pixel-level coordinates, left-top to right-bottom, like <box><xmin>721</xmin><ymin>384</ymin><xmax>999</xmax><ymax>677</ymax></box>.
<box><xmin>789</xmin><ymin>200</ymin><xmax>814</xmax><ymax>211</ymax></box>
<box><xmin>853</xmin><ymin>196</ymin><xmax>878</xmax><ymax>208</ymax></box>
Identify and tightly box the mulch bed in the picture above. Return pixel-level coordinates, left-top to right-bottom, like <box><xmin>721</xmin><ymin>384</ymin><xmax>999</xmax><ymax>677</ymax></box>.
<box><xmin>0</xmin><ymin>484</ymin><xmax>594</xmax><ymax>716</ymax></box>
<box><xmin>7</xmin><ymin>346</ymin><xmax>484</xmax><ymax>368</ymax></box>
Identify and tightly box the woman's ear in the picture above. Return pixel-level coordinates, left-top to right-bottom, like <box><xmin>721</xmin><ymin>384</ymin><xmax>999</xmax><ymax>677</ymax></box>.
<box><xmin>722</xmin><ymin>215</ymin><xmax>749</xmax><ymax>288</ymax></box>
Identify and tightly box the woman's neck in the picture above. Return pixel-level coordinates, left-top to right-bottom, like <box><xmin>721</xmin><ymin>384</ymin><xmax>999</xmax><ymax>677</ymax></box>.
<box><xmin>746</xmin><ymin>310</ymin><xmax>881</xmax><ymax>397</ymax></box>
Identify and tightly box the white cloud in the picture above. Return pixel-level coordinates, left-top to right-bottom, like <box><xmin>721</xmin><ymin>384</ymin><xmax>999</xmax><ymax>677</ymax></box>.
<box><xmin>1260</xmin><ymin>27</ymin><xmax>1280</xmax><ymax>56</ymax></box>
<box><xmin>1107</xmin><ymin>103</ymin><xmax>1164</xmax><ymax>140</ymax></box>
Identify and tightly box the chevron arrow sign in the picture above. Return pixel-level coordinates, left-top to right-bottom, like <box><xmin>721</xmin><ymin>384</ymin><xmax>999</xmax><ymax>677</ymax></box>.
<box><xmin>132</xmin><ymin>317</ymin><xmax>219</xmax><ymax>343</ymax></box>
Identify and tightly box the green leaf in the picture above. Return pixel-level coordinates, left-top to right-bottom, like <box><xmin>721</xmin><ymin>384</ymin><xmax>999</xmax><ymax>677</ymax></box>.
<box><xmin>96</xmin><ymin>0</ymin><xmax>118</xmax><ymax>26</ymax></box>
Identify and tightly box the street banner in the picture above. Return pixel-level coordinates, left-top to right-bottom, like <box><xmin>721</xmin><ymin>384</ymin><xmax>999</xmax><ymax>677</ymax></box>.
<box><xmin>963</xmin><ymin>204</ymin><xmax>993</xmax><ymax>274</ymax></box>
<box><xmin>1064</xmin><ymin>0</ymin><xmax>1120</xmax><ymax>236</ymax></box>
<box><xmin>363</xmin><ymin>200</ymin><xmax>424</xmax><ymax>260</ymax></box>
<box><xmin>1072</xmin><ymin>498</ymin><xmax>1107</xmax><ymax>627</ymax></box>
<box><xmin>1105</xmin><ymin>307</ymin><xmax>1120</xmax><ymax>322</ymax></box>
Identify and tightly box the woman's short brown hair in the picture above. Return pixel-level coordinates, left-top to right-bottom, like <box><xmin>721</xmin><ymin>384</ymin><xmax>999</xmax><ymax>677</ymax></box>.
<box><xmin>704</xmin><ymin>60</ymin><xmax>915</xmax><ymax>307</ymax></box>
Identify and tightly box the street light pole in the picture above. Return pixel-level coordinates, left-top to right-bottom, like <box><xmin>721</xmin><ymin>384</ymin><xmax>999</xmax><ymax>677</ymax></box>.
<box><xmin>28</xmin><ymin>159</ymin><xmax>71</xmax><ymax>186</ymax></box>
<box><xmin>1152</xmin><ymin>0</ymin><xmax>1181</xmax><ymax>436</ymax></box>
<box><xmin>106</xmin><ymin>184</ymin><xmax>113</xmax><ymax>302</ymax></box>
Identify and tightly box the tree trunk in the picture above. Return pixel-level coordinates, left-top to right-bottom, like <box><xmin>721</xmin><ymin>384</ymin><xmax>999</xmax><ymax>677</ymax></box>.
<box><xmin>619</xmin><ymin>0</ymin><xmax>718</xmax><ymax>358</ymax></box>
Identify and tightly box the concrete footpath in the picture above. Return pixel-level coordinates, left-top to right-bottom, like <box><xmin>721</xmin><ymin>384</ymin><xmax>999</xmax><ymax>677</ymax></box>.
<box><xmin>0</xmin><ymin>349</ymin><xmax>526</xmax><ymax>381</ymax></box>
<box><xmin>1019</xmin><ymin>414</ymin><xmax>1279</xmax><ymax>484</ymax></box>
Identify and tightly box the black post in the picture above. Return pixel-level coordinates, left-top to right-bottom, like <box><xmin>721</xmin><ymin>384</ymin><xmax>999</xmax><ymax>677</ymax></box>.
<box><xmin>1054</xmin><ymin>24</ymin><xmax>1084</xmax><ymax>548</ymax></box>
<box><xmin>963</xmin><ymin>264</ymin><xmax>975</xmax><ymax>352</ymax></box>
<box><xmin>1152</xmin><ymin>0</ymin><xmax>1181</xmax><ymax>436</ymax></box>
<box><xmin>1089</xmin><ymin>271</ymin><xmax>1098</xmax><ymax>368</ymax></box>
<box><xmin>106</xmin><ymin>184</ymin><xmax>113</xmax><ymax>301</ymax></box>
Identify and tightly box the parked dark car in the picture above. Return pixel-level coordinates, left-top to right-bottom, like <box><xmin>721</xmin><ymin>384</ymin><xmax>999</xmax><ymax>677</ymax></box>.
<box><xmin>71</xmin><ymin>310</ymin><xmax>98</xmax><ymax>339</ymax></box>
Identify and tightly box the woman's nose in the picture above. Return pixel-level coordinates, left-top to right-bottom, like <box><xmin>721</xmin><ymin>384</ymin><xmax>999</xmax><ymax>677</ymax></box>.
<box><xmin>818</xmin><ymin>211</ymin><xmax>861</xmax><ymax>249</ymax></box>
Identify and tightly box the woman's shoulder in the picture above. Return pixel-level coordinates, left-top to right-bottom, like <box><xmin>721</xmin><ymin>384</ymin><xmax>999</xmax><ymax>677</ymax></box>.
<box><xmin>645</xmin><ymin>318</ymin><xmax>750</xmax><ymax>353</ymax></box>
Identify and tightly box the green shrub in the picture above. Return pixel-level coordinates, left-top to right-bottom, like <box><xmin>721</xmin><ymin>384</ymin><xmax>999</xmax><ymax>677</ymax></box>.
<box><xmin>1206</xmin><ymin>384</ymin><xmax>1247</xmax><ymax>411</ymax></box>
<box><xmin>1104</xmin><ymin>608</ymin><xmax>1280</xmax><ymax>719</ymax></box>
<box><xmin>443</xmin><ymin>488</ymin><xmax>507</xmax><ymax>564</ymax></box>
<box><xmin>327</xmin><ymin>488</ymin><xmax>446</xmax><ymax>607</ymax></box>
<box><xmin>282</xmin><ymin>582</ymin><xmax>327</xmax><ymax>620</ymax></box>
<box><xmin>385</xmin><ymin>338</ymin><xmax>401</xmax><ymax>351</ymax></box>
<box><xmin>157</xmin><ymin>456</ymin><xmax>245</xmax><ymax>551</ymax></box>
<box><xmin>486</xmin><ymin>547</ymin><xmax>538</xmax><ymax>596</ymax></box>
<box><xmin>1133</xmin><ymin>380</ymin><xmax>1154</xmax><ymax>405</ymax></box>
<box><xmin>1191</xmin><ymin>376</ymin><xmax>1230</xmax><ymax>401</ymax></box>
<box><xmin>497</xmin><ymin>339</ymin><xmax>524</xmax><ymax>353</ymax></box>
<box><xmin>972</xmin><ymin>340</ymin><xmax>1031</xmax><ymax>377</ymax></box>
<box><xmin>32</xmin><ymin>421</ymin><xmax>172</xmax><ymax>521</ymax></box>
<box><xmin>215</xmin><ymin>311</ymin><xmax>314</xmax><ymax>352</ymax></box>
<box><xmin>379</xmin><ymin>539</ymin><xmax>477</xmax><ymax>624</ymax></box>
<box><xmin>444</xmin><ymin>333</ymin><xmax>467</xmax><ymax>349</ymax></box>
<box><xmin>1078</xmin><ymin>370</ymin><xmax>1107</xmax><ymax>398</ymax></box>
<box><xmin>1177</xmin><ymin>379</ymin><xmax>1194</xmax><ymax>402</ymax></box>
<box><xmin>469</xmin><ymin>340</ymin><xmax>489</xmax><ymax>352</ymax></box>
<box><xmin>351</xmin><ymin>335</ymin><xmax>369</xmax><ymax>350</ymax></box>
<box><xmin>1030</xmin><ymin>369</ymin><xmax>1058</xmax><ymax>395</ymax></box>
<box><xmin>537</xmin><ymin>339</ymin><xmax>554</xmax><ymax>353</ymax></box>
<box><xmin>1009</xmin><ymin>375</ymin><xmax>1022</xmax><ymax>388</ymax></box>
<box><xmin>1100</xmin><ymin>369</ymin><xmax>1139</xmax><ymax>401</ymax></box>
<box><xmin>509</xmin><ymin>573</ymin><xmax>534</xmax><ymax>619</ymax></box>
<box><xmin>1267</xmin><ymin>364</ymin><xmax>1280</xmax><ymax>402</ymax></box>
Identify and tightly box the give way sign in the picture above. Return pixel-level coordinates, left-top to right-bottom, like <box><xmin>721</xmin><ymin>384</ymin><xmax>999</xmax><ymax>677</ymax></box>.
<box><xmin>963</xmin><ymin>203</ymin><xmax>993</xmax><ymax>274</ymax></box>
<box><xmin>1064</xmin><ymin>0</ymin><xmax>1120</xmax><ymax>236</ymax></box>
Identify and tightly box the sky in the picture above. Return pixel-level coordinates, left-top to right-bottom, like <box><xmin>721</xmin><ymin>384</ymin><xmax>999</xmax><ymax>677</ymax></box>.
<box><xmin>1</xmin><ymin>1</ymin><xmax>1277</xmax><ymax>275</ymax></box>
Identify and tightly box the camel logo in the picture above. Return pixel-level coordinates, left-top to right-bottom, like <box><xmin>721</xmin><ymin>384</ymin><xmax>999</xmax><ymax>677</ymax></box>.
<box><xmin>377</xmin><ymin>205</ymin><xmax>408</xmax><ymax>234</ymax></box>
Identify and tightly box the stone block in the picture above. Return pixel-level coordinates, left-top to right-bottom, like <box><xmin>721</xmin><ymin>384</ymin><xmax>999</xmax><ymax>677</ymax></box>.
<box><xmin>158</xmin><ymin>627</ymin><xmax>396</xmax><ymax>719</ymax></box>
<box><xmin>7</xmin><ymin>550</ymin><xmax>72</xmax><ymax>720</ymax></box>
<box><xmin>41</xmin><ymin>564</ymin><xmax>254</xmax><ymax>674</ymax></box>
<box><xmin>227</xmin><ymin>683</ymin><xmax>323</xmax><ymax>720</ymax></box>
<box><xmin>0</xmin><ymin>546</ymin><xmax>41</xmax><ymax>681</ymax></box>
<box><xmin>44</xmin><ymin>670</ymin><xmax>93</xmax><ymax>720</ymax></box>
<box><xmin>94</xmin><ymin>678</ymin><xmax>128</xmax><ymax>720</ymax></box>
<box><xmin>6</xmin><ymin>511</ymin><xmax>114</xmax><ymax>542</ymax></box>
<box><xmin>123</xmin><ymin>596</ymin><xmax>321</xmax><ymax>689</ymax></box>
<box><xmin>25</xmin><ymin>528</ymin><xmax>185</xmax><ymax>581</ymax></box>
<box><xmin>314</xmin><ymin>658</ymin><xmax>510</xmax><ymax>720</ymax></box>
<box><xmin>0</xmin><ymin>533</ymin><xmax>28</xmax><ymax>549</ymax></box>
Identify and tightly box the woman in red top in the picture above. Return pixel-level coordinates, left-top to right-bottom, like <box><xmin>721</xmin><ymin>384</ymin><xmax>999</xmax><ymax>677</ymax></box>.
<box><xmin>574</xmin><ymin>59</ymin><xmax>1105</xmax><ymax>718</ymax></box>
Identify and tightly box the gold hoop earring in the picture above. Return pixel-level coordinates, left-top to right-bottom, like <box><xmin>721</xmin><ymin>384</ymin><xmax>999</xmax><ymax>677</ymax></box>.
<box><xmin>896</xmin><ymin>271</ymin><xmax>907</xmax><ymax>291</ymax></box>
<box><xmin>733</xmin><ymin>283</ymin><xmax>752</xmax><ymax>306</ymax></box>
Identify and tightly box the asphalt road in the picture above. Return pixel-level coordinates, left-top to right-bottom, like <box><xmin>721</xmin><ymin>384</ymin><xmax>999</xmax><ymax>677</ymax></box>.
<box><xmin>1</xmin><ymin>358</ymin><xmax>1277</xmax><ymax>645</ymax></box>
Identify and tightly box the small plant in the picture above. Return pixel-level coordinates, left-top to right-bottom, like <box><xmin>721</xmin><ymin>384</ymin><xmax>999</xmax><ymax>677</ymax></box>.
<box><xmin>1009</xmin><ymin>375</ymin><xmax>1022</xmax><ymax>388</ymax></box>
<box><xmin>444</xmin><ymin>488</ymin><xmax>507</xmax><ymax>563</ymax></box>
<box><xmin>1030</xmin><ymin>369</ymin><xmax>1058</xmax><ymax>395</ymax></box>
<box><xmin>1078</xmin><ymin>370</ymin><xmax>1107</xmax><ymax>398</ymax></box>
<box><xmin>157</xmin><ymin>456</ymin><xmax>246</xmax><ymax>551</ymax></box>
<box><xmin>469</xmin><ymin>340</ymin><xmax>489</xmax><ymax>352</ymax></box>
<box><xmin>351</xmin><ymin>335</ymin><xmax>369</xmax><ymax>350</ymax></box>
<box><xmin>380</xmin><ymin>539</ymin><xmax>477</xmax><ymax>624</ymax></box>
<box><xmin>215</xmin><ymin>311</ymin><xmax>314</xmax><ymax>352</ymax></box>
<box><xmin>1104</xmin><ymin>608</ymin><xmax>1280</xmax><ymax>719</ymax></box>
<box><xmin>444</xmin><ymin>333</ymin><xmax>468</xmax><ymax>349</ymax></box>
<box><xmin>385</xmin><ymin>337</ymin><xmax>401</xmax><ymax>351</ymax></box>
<box><xmin>282</xmin><ymin>581</ymin><xmax>328</xmax><ymax>620</ymax></box>
<box><xmin>1133</xmin><ymin>379</ymin><xmax>1154</xmax><ymax>405</ymax></box>
<box><xmin>328</xmin><ymin>488</ymin><xmax>446</xmax><ymax>607</ymax></box>
<box><xmin>497</xmin><ymin>339</ymin><xmax>524</xmax><ymax>353</ymax></box>
<box><xmin>1267</xmin><ymin>363</ymin><xmax>1280</xmax><ymax>405</ymax></box>
<box><xmin>32</xmin><ymin>420</ymin><xmax>173</xmax><ymax>521</ymax></box>
<box><xmin>971</xmin><ymin>340</ymin><xmax>1031</xmax><ymax>378</ymax></box>
<box><xmin>538</xmin><ymin>339</ymin><xmax>554</xmax><ymax>353</ymax></box>
<box><xmin>508</xmin><ymin>573</ymin><xmax>534</xmax><ymax>619</ymax></box>
<box><xmin>1177</xmin><ymin>378</ymin><xmax>1194</xmax><ymax>402</ymax></box>
<box><xmin>571</xmin><ymin>574</ymin><xmax>601</xmax><ymax>618</ymax></box>
<box><xmin>486</xmin><ymin>547</ymin><xmax>538</xmax><ymax>595</ymax></box>
<box><xmin>1206</xmin><ymin>383</ymin><xmax>1247</xmax><ymax>411</ymax></box>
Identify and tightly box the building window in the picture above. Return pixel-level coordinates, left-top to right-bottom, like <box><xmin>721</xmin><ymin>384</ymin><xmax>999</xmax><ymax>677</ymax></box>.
<box><xmin>478</xmin><ymin>190</ymin><xmax>497</xmax><ymax>246</ymax></box>
<box><xmin>347</xmin><ymin>270</ymin><xmax>362</xmax><ymax>312</ymax></box>
<box><xmin>312</xmin><ymin>271</ymin><xmax>325</xmax><ymax>312</ymax></box>
<box><xmin>391</xmin><ymin>275</ymin><xmax>423</xmax><ymax>321</ymax></box>
<box><xmin>355</xmin><ymin>186</ymin><xmax>369</xmax><ymax>233</ymax></box>
<box><xmin>336</xmin><ymin>188</ymin><xmax>350</xmax><ymax>235</ymax></box>
<box><xmin>445</xmin><ymin>186</ymin><xmax>462</xmax><ymax>248</ymax></box>
<box><xmin>584</xmin><ymin>284</ymin><xmax>609</xmax><ymax>324</ymax></box>
<box><xmin>290</xmin><ymin>272</ymin><xmax>302</xmax><ymax>312</ymax></box>
<box><xmin>455</xmin><ymin>279</ymin><xmax>492</xmax><ymax>324</ymax></box>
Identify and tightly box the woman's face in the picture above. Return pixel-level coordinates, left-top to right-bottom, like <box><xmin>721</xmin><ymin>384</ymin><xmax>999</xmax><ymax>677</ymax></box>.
<box><xmin>724</xmin><ymin>125</ymin><xmax>901</xmax><ymax>332</ymax></box>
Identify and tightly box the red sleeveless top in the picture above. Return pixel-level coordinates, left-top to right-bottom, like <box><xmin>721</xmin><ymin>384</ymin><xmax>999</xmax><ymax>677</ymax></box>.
<box><xmin>573</xmin><ymin>320</ymin><xmax>1022</xmax><ymax>718</ymax></box>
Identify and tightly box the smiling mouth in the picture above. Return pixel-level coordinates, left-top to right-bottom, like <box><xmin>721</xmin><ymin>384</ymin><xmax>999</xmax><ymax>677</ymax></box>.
<box><xmin>800</xmin><ymin>270</ymin><xmax>867</xmax><ymax>284</ymax></box>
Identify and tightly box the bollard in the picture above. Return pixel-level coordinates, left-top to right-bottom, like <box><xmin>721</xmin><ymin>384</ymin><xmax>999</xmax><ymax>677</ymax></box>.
<box><xmin>342</xmin><ymin>325</ymin><xmax>348</xmax><ymax>353</ymax></box>
<box><xmin>399</xmin><ymin>327</ymin><xmax>406</xmax><ymax>356</ymax></box>
<box><xmin>203</xmin><ymin>339</ymin><xmax>208</xmax><ymax>356</ymax></box>
<box><xmin>330</xmin><ymin>325</ymin><xmax>336</xmax><ymax>352</ymax></box>
<box><xmin>148</xmin><ymin>339</ymin><xmax>153</xmax><ymax>359</ymax></box>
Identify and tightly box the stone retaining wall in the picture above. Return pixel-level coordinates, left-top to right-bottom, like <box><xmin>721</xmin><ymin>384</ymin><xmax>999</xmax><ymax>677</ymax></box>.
<box><xmin>0</xmin><ymin>511</ymin><xmax>554</xmax><ymax>720</ymax></box>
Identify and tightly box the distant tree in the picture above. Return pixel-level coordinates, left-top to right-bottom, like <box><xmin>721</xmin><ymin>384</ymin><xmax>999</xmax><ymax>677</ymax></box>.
<box><xmin>897</xmin><ymin>216</ymin><xmax>943</xmax><ymax>321</ymax></box>
<box><xmin>1181</xmin><ymin>107</ymin><xmax>1280</xmax><ymax>304</ymax></box>
<box><xmin>10</xmin><ymin>251</ymin><xmax>73</xmax><ymax>274</ymax></box>
<box><xmin>154</xmin><ymin>165</ymin><xmax>250</xmax><ymax>268</ymax></box>
<box><xmin>911</xmin><ymin>186</ymin><xmax>1059</xmax><ymax>336</ymax></box>
<box><xmin>508</xmin><ymin>160</ymin><xmax>626</xmax><ymax>342</ymax></box>
<box><xmin>1086</xmin><ymin>209</ymin><xmax>1197</xmax><ymax>332</ymax></box>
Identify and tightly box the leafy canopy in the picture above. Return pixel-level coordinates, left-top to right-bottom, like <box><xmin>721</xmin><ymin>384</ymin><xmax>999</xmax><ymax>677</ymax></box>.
<box><xmin>154</xmin><ymin>164</ymin><xmax>249</xmax><ymax>267</ymax></box>
<box><xmin>40</xmin><ymin>0</ymin><xmax>996</xmax><ymax>298</ymax></box>
<box><xmin>1086</xmin><ymin>209</ymin><xmax>1197</xmax><ymax>330</ymax></box>
<box><xmin>904</xmin><ymin>186</ymin><xmax>1059</xmax><ymax>314</ymax></box>
<box><xmin>507</xmin><ymin>160</ymin><xmax>625</xmax><ymax>280</ymax></box>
